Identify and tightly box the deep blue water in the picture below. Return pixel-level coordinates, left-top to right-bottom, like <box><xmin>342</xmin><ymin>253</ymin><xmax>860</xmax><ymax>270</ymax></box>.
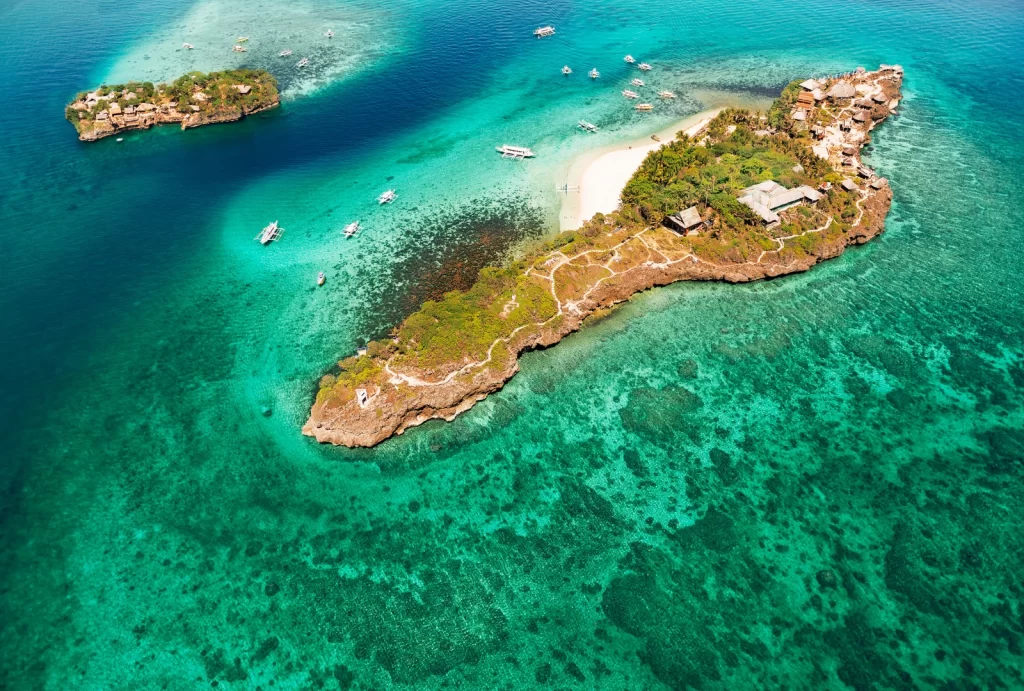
<box><xmin>2</xmin><ymin>0</ymin><xmax>1024</xmax><ymax>687</ymax></box>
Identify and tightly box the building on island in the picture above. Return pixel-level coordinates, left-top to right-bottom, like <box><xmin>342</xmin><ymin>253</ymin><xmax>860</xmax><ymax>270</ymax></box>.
<box><xmin>665</xmin><ymin>206</ymin><xmax>703</xmax><ymax>235</ymax></box>
<box><xmin>737</xmin><ymin>180</ymin><xmax>822</xmax><ymax>226</ymax></box>
<box><xmin>234</xmin><ymin>84</ymin><xmax>252</xmax><ymax>95</ymax></box>
<box><xmin>841</xmin><ymin>179</ymin><xmax>859</xmax><ymax>192</ymax></box>
<box><xmin>828</xmin><ymin>82</ymin><xmax>857</xmax><ymax>100</ymax></box>
<box><xmin>799</xmin><ymin>79</ymin><xmax>821</xmax><ymax>91</ymax></box>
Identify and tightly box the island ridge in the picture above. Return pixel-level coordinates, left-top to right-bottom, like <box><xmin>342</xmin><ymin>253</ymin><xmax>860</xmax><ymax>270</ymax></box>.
<box><xmin>305</xmin><ymin>65</ymin><xmax>904</xmax><ymax>447</ymax></box>
<box><xmin>65</xmin><ymin>69</ymin><xmax>280</xmax><ymax>141</ymax></box>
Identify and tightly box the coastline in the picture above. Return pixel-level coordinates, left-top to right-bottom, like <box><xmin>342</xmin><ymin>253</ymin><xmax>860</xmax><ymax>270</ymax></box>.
<box><xmin>558</xmin><ymin>109</ymin><xmax>724</xmax><ymax>231</ymax></box>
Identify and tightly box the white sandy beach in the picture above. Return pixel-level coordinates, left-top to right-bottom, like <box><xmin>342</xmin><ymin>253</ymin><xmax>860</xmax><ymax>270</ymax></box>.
<box><xmin>559</xmin><ymin>109</ymin><xmax>722</xmax><ymax>231</ymax></box>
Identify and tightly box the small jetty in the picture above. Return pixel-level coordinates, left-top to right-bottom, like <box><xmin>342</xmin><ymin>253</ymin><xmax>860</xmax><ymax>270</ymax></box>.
<box><xmin>635</xmin><ymin>103</ymin><xmax>654</xmax><ymax>111</ymax></box>
<box><xmin>296</xmin><ymin>57</ymin><xmax>310</xmax><ymax>68</ymax></box>
<box><xmin>638</xmin><ymin>62</ymin><xmax>652</xmax><ymax>71</ymax></box>
<box><xmin>182</xmin><ymin>43</ymin><xmax>194</xmax><ymax>50</ymax></box>
<box><xmin>631</xmin><ymin>78</ymin><xmax>645</xmax><ymax>87</ymax></box>
<box><xmin>622</xmin><ymin>89</ymin><xmax>639</xmax><ymax>99</ymax></box>
<box><xmin>561</xmin><ymin>65</ymin><xmax>572</xmax><ymax>75</ymax></box>
<box><xmin>578</xmin><ymin>120</ymin><xmax>599</xmax><ymax>132</ymax></box>
<box><xmin>279</xmin><ymin>49</ymin><xmax>293</xmax><ymax>57</ymax></box>
<box><xmin>317</xmin><ymin>272</ymin><xmax>326</xmax><ymax>286</ymax></box>
<box><xmin>256</xmin><ymin>221</ymin><xmax>283</xmax><ymax>245</ymax></box>
<box><xmin>496</xmin><ymin>144</ymin><xmax>535</xmax><ymax>159</ymax></box>
<box><xmin>343</xmin><ymin>221</ymin><xmax>361</xmax><ymax>237</ymax></box>
<box><xmin>378</xmin><ymin>190</ymin><xmax>397</xmax><ymax>204</ymax></box>
<box><xmin>233</xmin><ymin>45</ymin><xmax>247</xmax><ymax>53</ymax></box>
<box><xmin>533</xmin><ymin>26</ymin><xmax>556</xmax><ymax>38</ymax></box>
<box><xmin>589</xmin><ymin>68</ymin><xmax>600</xmax><ymax>79</ymax></box>
<box><xmin>325</xmin><ymin>29</ymin><xmax>334</xmax><ymax>39</ymax></box>
<box><xmin>658</xmin><ymin>90</ymin><xmax>676</xmax><ymax>99</ymax></box>
<box><xmin>624</xmin><ymin>55</ymin><xmax>635</xmax><ymax>64</ymax></box>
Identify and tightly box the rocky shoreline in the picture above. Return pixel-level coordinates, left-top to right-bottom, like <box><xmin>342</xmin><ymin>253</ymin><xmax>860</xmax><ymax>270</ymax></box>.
<box><xmin>304</xmin><ymin>65</ymin><xmax>903</xmax><ymax>448</ymax></box>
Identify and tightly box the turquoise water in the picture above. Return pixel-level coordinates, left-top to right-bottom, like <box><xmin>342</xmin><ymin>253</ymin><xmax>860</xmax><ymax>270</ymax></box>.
<box><xmin>2</xmin><ymin>0</ymin><xmax>1024</xmax><ymax>687</ymax></box>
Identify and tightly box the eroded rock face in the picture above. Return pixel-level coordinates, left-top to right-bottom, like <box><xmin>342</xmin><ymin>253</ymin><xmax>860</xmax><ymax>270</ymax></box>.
<box><xmin>305</xmin><ymin>67</ymin><xmax>901</xmax><ymax>448</ymax></box>
<box><xmin>76</xmin><ymin>100</ymin><xmax>279</xmax><ymax>141</ymax></box>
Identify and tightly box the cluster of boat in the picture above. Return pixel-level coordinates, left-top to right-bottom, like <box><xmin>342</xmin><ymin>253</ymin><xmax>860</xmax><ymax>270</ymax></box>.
<box><xmin>179</xmin><ymin>31</ymin><xmax>333</xmax><ymax>64</ymax></box>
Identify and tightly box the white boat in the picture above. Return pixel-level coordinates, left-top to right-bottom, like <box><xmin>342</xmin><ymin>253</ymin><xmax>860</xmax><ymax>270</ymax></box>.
<box><xmin>279</xmin><ymin>49</ymin><xmax>293</xmax><ymax>57</ymax></box>
<box><xmin>296</xmin><ymin>57</ymin><xmax>309</xmax><ymax>67</ymax></box>
<box><xmin>624</xmin><ymin>55</ymin><xmax>635</xmax><ymax>63</ymax></box>
<box><xmin>377</xmin><ymin>190</ymin><xmax>397</xmax><ymax>204</ymax></box>
<box><xmin>561</xmin><ymin>65</ymin><xmax>572</xmax><ymax>75</ymax></box>
<box><xmin>317</xmin><ymin>272</ymin><xmax>326</xmax><ymax>286</ymax></box>
<box><xmin>116</xmin><ymin>137</ymin><xmax>124</xmax><ymax>142</ymax></box>
<box><xmin>578</xmin><ymin>120</ymin><xmax>599</xmax><ymax>132</ymax></box>
<box><xmin>237</xmin><ymin>36</ymin><xmax>249</xmax><ymax>42</ymax></box>
<box><xmin>255</xmin><ymin>220</ymin><xmax>282</xmax><ymax>245</ymax></box>
<box><xmin>182</xmin><ymin>43</ymin><xmax>194</xmax><ymax>50</ymax></box>
<box><xmin>631</xmin><ymin>78</ymin><xmax>645</xmax><ymax>87</ymax></box>
<box><xmin>533</xmin><ymin>26</ymin><xmax>555</xmax><ymax>38</ymax></box>
<box><xmin>233</xmin><ymin>45</ymin><xmax>246</xmax><ymax>52</ymax></box>
<box><xmin>496</xmin><ymin>144</ymin><xmax>535</xmax><ymax>159</ymax></box>
<box><xmin>343</xmin><ymin>221</ymin><xmax>361</xmax><ymax>237</ymax></box>
<box><xmin>622</xmin><ymin>89</ymin><xmax>639</xmax><ymax>99</ymax></box>
<box><xmin>325</xmin><ymin>29</ymin><xmax>334</xmax><ymax>38</ymax></box>
<box><xmin>638</xmin><ymin>62</ymin><xmax>652</xmax><ymax>71</ymax></box>
<box><xmin>635</xmin><ymin>103</ymin><xmax>654</xmax><ymax>111</ymax></box>
<box><xmin>589</xmin><ymin>68</ymin><xmax>600</xmax><ymax>79</ymax></box>
<box><xmin>658</xmin><ymin>90</ymin><xmax>676</xmax><ymax>99</ymax></box>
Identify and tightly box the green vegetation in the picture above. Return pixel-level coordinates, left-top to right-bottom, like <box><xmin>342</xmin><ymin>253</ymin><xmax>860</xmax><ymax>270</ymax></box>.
<box><xmin>317</xmin><ymin>85</ymin><xmax>873</xmax><ymax>403</ymax></box>
<box><xmin>66</xmin><ymin>69</ymin><xmax>279</xmax><ymax>136</ymax></box>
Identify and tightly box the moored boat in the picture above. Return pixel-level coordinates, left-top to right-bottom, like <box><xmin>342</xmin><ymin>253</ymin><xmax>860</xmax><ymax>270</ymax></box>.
<box><xmin>317</xmin><ymin>272</ymin><xmax>326</xmax><ymax>286</ymax></box>
<box><xmin>589</xmin><ymin>68</ymin><xmax>600</xmax><ymax>79</ymax></box>
<box><xmin>325</xmin><ymin>29</ymin><xmax>334</xmax><ymax>38</ymax></box>
<box><xmin>237</xmin><ymin>36</ymin><xmax>249</xmax><ymax>42</ymax></box>
<box><xmin>255</xmin><ymin>221</ymin><xmax>283</xmax><ymax>245</ymax></box>
<box><xmin>377</xmin><ymin>190</ymin><xmax>397</xmax><ymax>204</ymax></box>
<box><xmin>622</xmin><ymin>89</ymin><xmax>639</xmax><ymax>99</ymax></box>
<box><xmin>343</xmin><ymin>221</ymin><xmax>361</xmax><ymax>237</ymax></box>
<box><xmin>279</xmin><ymin>49</ymin><xmax>293</xmax><ymax>57</ymax></box>
<box><xmin>635</xmin><ymin>103</ymin><xmax>654</xmax><ymax>111</ymax></box>
<box><xmin>182</xmin><ymin>42</ymin><xmax>194</xmax><ymax>50</ymax></box>
<box><xmin>533</xmin><ymin>26</ymin><xmax>555</xmax><ymax>37</ymax></box>
<box><xmin>631</xmin><ymin>78</ymin><xmax>645</xmax><ymax>87</ymax></box>
<box><xmin>561</xmin><ymin>65</ymin><xmax>572</xmax><ymax>75</ymax></box>
<box><xmin>578</xmin><ymin>120</ymin><xmax>599</xmax><ymax>132</ymax></box>
<box><xmin>496</xmin><ymin>144</ymin><xmax>535</xmax><ymax>159</ymax></box>
<box><xmin>638</xmin><ymin>62</ymin><xmax>652</xmax><ymax>71</ymax></box>
<box><xmin>624</xmin><ymin>55</ymin><xmax>635</xmax><ymax>63</ymax></box>
<box><xmin>658</xmin><ymin>90</ymin><xmax>676</xmax><ymax>99</ymax></box>
<box><xmin>296</xmin><ymin>57</ymin><xmax>309</xmax><ymax>67</ymax></box>
<box><xmin>233</xmin><ymin>45</ymin><xmax>246</xmax><ymax>52</ymax></box>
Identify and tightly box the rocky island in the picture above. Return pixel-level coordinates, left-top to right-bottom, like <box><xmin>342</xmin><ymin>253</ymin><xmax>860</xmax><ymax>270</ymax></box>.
<box><xmin>305</xmin><ymin>64</ymin><xmax>904</xmax><ymax>447</ymax></box>
<box><xmin>65</xmin><ymin>69</ymin><xmax>279</xmax><ymax>141</ymax></box>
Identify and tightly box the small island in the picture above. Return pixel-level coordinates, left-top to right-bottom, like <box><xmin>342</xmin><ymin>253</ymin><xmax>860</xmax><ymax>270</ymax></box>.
<box><xmin>65</xmin><ymin>69</ymin><xmax>280</xmax><ymax>141</ymax></box>
<box><xmin>305</xmin><ymin>64</ymin><xmax>904</xmax><ymax>448</ymax></box>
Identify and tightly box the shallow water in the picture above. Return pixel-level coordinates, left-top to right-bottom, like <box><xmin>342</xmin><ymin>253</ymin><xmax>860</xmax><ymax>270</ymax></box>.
<box><xmin>2</xmin><ymin>0</ymin><xmax>1024</xmax><ymax>687</ymax></box>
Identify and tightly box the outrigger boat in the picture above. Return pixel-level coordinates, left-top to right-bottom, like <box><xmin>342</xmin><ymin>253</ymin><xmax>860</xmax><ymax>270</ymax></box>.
<box><xmin>325</xmin><ymin>29</ymin><xmax>334</xmax><ymax>38</ymax></box>
<box><xmin>237</xmin><ymin>36</ymin><xmax>249</xmax><ymax>42</ymax></box>
<box><xmin>635</xmin><ymin>103</ymin><xmax>654</xmax><ymax>111</ymax></box>
<box><xmin>377</xmin><ymin>190</ymin><xmax>397</xmax><ymax>204</ymax></box>
<box><xmin>624</xmin><ymin>55</ymin><xmax>636</xmax><ymax>63</ymax></box>
<box><xmin>638</xmin><ymin>62</ymin><xmax>652</xmax><ymax>71</ymax></box>
<box><xmin>182</xmin><ymin>42</ymin><xmax>194</xmax><ymax>50</ymax></box>
<box><xmin>255</xmin><ymin>221</ymin><xmax>283</xmax><ymax>245</ymax></box>
<box><xmin>296</xmin><ymin>57</ymin><xmax>309</xmax><ymax>67</ymax></box>
<box><xmin>578</xmin><ymin>120</ymin><xmax>599</xmax><ymax>132</ymax></box>
<box><xmin>279</xmin><ymin>49</ymin><xmax>293</xmax><ymax>57</ymax></box>
<box><xmin>589</xmin><ymin>68</ymin><xmax>600</xmax><ymax>79</ymax></box>
<box><xmin>496</xmin><ymin>144</ymin><xmax>535</xmax><ymax>159</ymax></box>
<box><xmin>658</xmin><ymin>90</ymin><xmax>676</xmax><ymax>99</ymax></box>
<box><xmin>233</xmin><ymin>45</ymin><xmax>246</xmax><ymax>53</ymax></box>
<box><xmin>561</xmin><ymin>65</ymin><xmax>572</xmax><ymax>75</ymax></box>
<box><xmin>622</xmin><ymin>89</ymin><xmax>639</xmax><ymax>99</ymax></box>
<box><xmin>317</xmin><ymin>272</ymin><xmax>326</xmax><ymax>286</ymax></box>
<box><xmin>343</xmin><ymin>221</ymin><xmax>361</xmax><ymax>237</ymax></box>
<box><xmin>533</xmin><ymin>26</ymin><xmax>555</xmax><ymax>38</ymax></box>
<box><xmin>631</xmin><ymin>78</ymin><xmax>645</xmax><ymax>87</ymax></box>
